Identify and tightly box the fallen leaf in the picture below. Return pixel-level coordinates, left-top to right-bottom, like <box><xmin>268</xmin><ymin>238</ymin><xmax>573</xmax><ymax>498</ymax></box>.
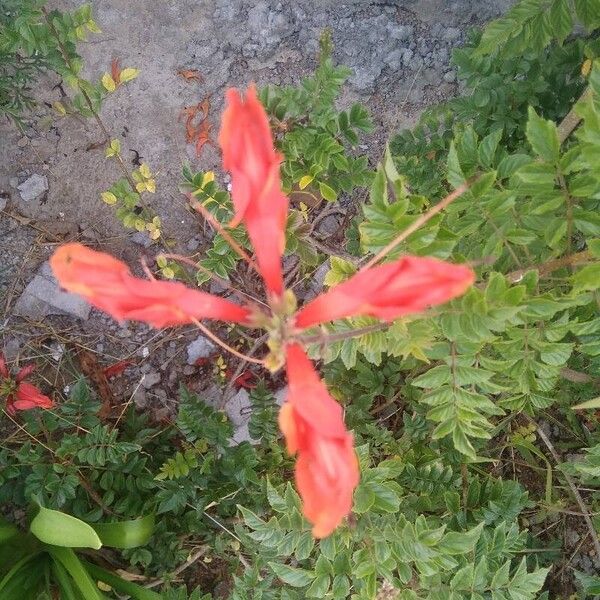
<box><xmin>111</xmin><ymin>58</ymin><xmax>121</xmax><ymax>84</ymax></box>
<box><xmin>73</xmin><ymin>347</ymin><xmax>115</xmax><ymax>419</ymax></box>
<box><xmin>180</xmin><ymin>99</ymin><xmax>210</xmax><ymax>142</ymax></box>
<box><xmin>195</xmin><ymin>119</ymin><xmax>213</xmax><ymax>157</ymax></box>
<box><xmin>177</xmin><ymin>68</ymin><xmax>204</xmax><ymax>83</ymax></box>
<box><xmin>103</xmin><ymin>360</ymin><xmax>134</xmax><ymax>378</ymax></box>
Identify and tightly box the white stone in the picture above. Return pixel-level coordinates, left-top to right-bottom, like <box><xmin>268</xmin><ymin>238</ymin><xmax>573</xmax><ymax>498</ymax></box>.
<box><xmin>186</xmin><ymin>335</ymin><xmax>216</xmax><ymax>365</ymax></box>
<box><xmin>17</xmin><ymin>174</ymin><xmax>48</xmax><ymax>201</ymax></box>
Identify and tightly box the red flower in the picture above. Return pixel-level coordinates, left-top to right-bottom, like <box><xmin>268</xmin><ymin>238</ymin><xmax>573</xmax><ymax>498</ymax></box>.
<box><xmin>280</xmin><ymin>344</ymin><xmax>359</xmax><ymax>538</ymax></box>
<box><xmin>0</xmin><ymin>354</ymin><xmax>53</xmax><ymax>416</ymax></box>
<box><xmin>48</xmin><ymin>85</ymin><xmax>476</xmax><ymax>539</ymax></box>
<box><xmin>7</xmin><ymin>382</ymin><xmax>54</xmax><ymax>416</ymax></box>
<box><xmin>219</xmin><ymin>84</ymin><xmax>288</xmax><ymax>296</ymax></box>
<box><xmin>295</xmin><ymin>256</ymin><xmax>475</xmax><ymax>329</ymax></box>
<box><xmin>50</xmin><ymin>244</ymin><xmax>251</xmax><ymax>328</ymax></box>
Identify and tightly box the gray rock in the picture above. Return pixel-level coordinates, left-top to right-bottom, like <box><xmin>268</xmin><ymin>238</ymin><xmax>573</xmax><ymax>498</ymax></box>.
<box><xmin>274</xmin><ymin>386</ymin><xmax>288</xmax><ymax>407</ymax></box>
<box><xmin>3</xmin><ymin>338</ymin><xmax>20</xmax><ymax>362</ymax></box>
<box><xmin>132</xmin><ymin>386</ymin><xmax>148</xmax><ymax>408</ymax></box>
<box><xmin>388</xmin><ymin>25</ymin><xmax>413</xmax><ymax>40</ymax></box>
<box><xmin>183</xmin><ymin>365</ymin><xmax>196</xmax><ymax>375</ymax></box>
<box><xmin>131</xmin><ymin>231</ymin><xmax>153</xmax><ymax>248</ymax></box>
<box><xmin>186</xmin><ymin>236</ymin><xmax>201</xmax><ymax>251</ymax></box>
<box><xmin>186</xmin><ymin>335</ymin><xmax>216</xmax><ymax>364</ymax></box>
<box><xmin>385</xmin><ymin>49</ymin><xmax>404</xmax><ymax>71</ymax></box>
<box><xmin>302</xmin><ymin>259</ymin><xmax>330</xmax><ymax>301</ymax></box>
<box><xmin>17</xmin><ymin>136</ymin><xmax>29</xmax><ymax>148</ymax></box>
<box><xmin>443</xmin><ymin>27</ymin><xmax>462</xmax><ymax>42</ymax></box>
<box><xmin>224</xmin><ymin>388</ymin><xmax>252</xmax><ymax>427</ymax></box>
<box><xmin>230</xmin><ymin>421</ymin><xmax>258</xmax><ymax>446</ymax></box>
<box><xmin>402</xmin><ymin>48</ymin><xmax>414</xmax><ymax>67</ymax></box>
<box><xmin>317</xmin><ymin>215</ymin><xmax>340</xmax><ymax>237</ymax></box>
<box><xmin>0</xmin><ymin>196</ymin><xmax>7</xmax><ymax>212</ymax></box>
<box><xmin>142</xmin><ymin>371</ymin><xmax>162</xmax><ymax>388</ymax></box>
<box><xmin>9</xmin><ymin>177</ymin><xmax>19</xmax><ymax>188</ymax></box>
<box><xmin>565</xmin><ymin>529</ymin><xmax>580</xmax><ymax>547</ymax></box>
<box><xmin>443</xmin><ymin>70</ymin><xmax>456</xmax><ymax>83</ymax></box>
<box><xmin>14</xmin><ymin>261</ymin><xmax>91</xmax><ymax>320</ymax></box>
<box><xmin>17</xmin><ymin>174</ymin><xmax>48</xmax><ymax>202</ymax></box>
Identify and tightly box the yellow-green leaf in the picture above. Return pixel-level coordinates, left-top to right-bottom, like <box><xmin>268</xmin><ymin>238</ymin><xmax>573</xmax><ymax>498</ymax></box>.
<box><xmin>101</xmin><ymin>191</ymin><xmax>117</xmax><ymax>205</ymax></box>
<box><xmin>162</xmin><ymin>267</ymin><xmax>175</xmax><ymax>279</ymax></box>
<box><xmin>145</xmin><ymin>179</ymin><xmax>156</xmax><ymax>193</ymax></box>
<box><xmin>53</xmin><ymin>101</ymin><xmax>67</xmax><ymax>116</ymax></box>
<box><xmin>139</xmin><ymin>163</ymin><xmax>152</xmax><ymax>179</ymax></box>
<box><xmin>119</xmin><ymin>68</ymin><xmax>140</xmax><ymax>83</ymax></box>
<box><xmin>136</xmin><ymin>182</ymin><xmax>147</xmax><ymax>193</ymax></box>
<box><xmin>86</xmin><ymin>19</ymin><xmax>101</xmax><ymax>33</ymax></box>
<box><xmin>101</xmin><ymin>73</ymin><xmax>116</xmax><ymax>92</ymax></box>
<box><xmin>299</xmin><ymin>175</ymin><xmax>314</xmax><ymax>190</ymax></box>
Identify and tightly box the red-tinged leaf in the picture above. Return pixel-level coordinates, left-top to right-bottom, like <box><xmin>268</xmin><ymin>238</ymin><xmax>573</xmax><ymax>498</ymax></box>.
<box><xmin>234</xmin><ymin>371</ymin><xmax>257</xmax><ymax>389</ymax></box>
<box><xmin>111</xmin><ymin>58</ymin><xmax>121</xmax><ymax>84</ymax></box>
<box><xmin>177</xmin><ymin>68</ymin><xmax>204</xmax><ymax>83</ymax></box>
<box><xmin>103</xmin><ymin>360</ymin><xmax>134</xmax><ymax>378</ymax></box>
<box><xmin>194</xmin><ymin>357</ymin><xmax>214</xmax><ymax>367</ymax></box>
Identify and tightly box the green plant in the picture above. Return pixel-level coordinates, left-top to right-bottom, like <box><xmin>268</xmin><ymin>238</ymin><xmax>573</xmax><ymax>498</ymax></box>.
<box><xmin>0</xmin><ymin>506</ymin><xmax>157</xmax><ymax>599</ymax></box>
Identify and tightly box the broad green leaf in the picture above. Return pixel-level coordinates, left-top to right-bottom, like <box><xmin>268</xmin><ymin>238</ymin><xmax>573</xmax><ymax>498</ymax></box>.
<box><xmin>91</xmin><ymin>515</ymin><xmax>155</xmax><ymax>549</ymax></box>
<box><xmin>269</xmin><ymin>562</ymin><xmax>315</xmax><ymax>587</ymax></box>
<box><xmin>438</xmin><ymin>522</ymin><xmax>484</xmax><ymax>555</ymax></box>
<box><xmin>83</xmin><ymin>561</ymin><xmax>161</xmax><ymax>600</ymax></box>
<box><xmin>574</xmin><ymin>0</ymin><xmax>600</xmax><ymax>29</ymax></box>
<box><xmin>30</xmin><ymin>506</ymin><xmax>102</xmax><ymax>549</ymax></box>
<box><xmin>526</xmin><ymin>107</ymin><xmax>559</xmax><ymax>163</ymax></box>
<box><xmin>549</xmin><ymin>0</ymin><xmax>573</xmax><ymax>42</ymax></box>
<box><xmin>319</xmin><ymin>181</ymin><xmax>338</xmax><ymax>202</ymax></box>
<box><xmin>572</xmin><ymin>264</ymin><xmax>600</xmax><ymax>292</ymax></box>
<box><xmin>573</xmin><ymin>397</ymin><xmax>600</xmax><ymax>410</ymax></box>
<box><xmin>47</xmin><ymin>547</ymin><xmax>103</xmax><ymax>600</ymax></box>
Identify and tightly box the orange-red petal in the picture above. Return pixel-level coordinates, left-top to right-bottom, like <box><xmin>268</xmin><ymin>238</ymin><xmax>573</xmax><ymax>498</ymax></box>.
<box><xmin>50</xmin><ymin>243</ymin><xmax>251</xmax><ymax>328</ymax></box>
<box><xmin>280</xmin><ymin>343</ymin><xmax>359</xmax><ymax>538</ymax></box>
<box><xmin>295</xmin><ymin>256</ymin><xmax>475</xmax><ymax>329</ymax></box>
<box><xmin>12</xmin><ymin>382</ymin><xmax>53</xmax><ymax>412</ymax></box>
<box><xmin>219</xmin><ymin>85</ymin><xmax>287</xmax><ymax>295</ymax></box>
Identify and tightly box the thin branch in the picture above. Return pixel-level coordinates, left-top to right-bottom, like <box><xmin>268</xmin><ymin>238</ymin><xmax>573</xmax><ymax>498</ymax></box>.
<box><xmin>190</xmin><ymin>318</ymin><xmax>264</xmax><ymax>365</ymax></box>
<box><xmin>504</xmin><ymin>250</ymin><xmax>590</xmax><ymax>283</ymax></box>
<box><xmin>297</xmin><ymin>322</ymin><xmax>390</xmax><ymax>345</ymax></box>
<box><xmin>524</xmin><ymin>414</ymin><xmax>600</xmax><ymax>560</ymax></box>
<box><xmin>144</xmin><ymin>545</ymin><xmax>209</xmax><ymax>589</ymax></box>
<box><xmin>42</xmin><ymin>9</ymin><xmax>142</xmax><ymax>201</ymax></box>
<box><xmin>220</xmin><ymin>333</ymin><xmax>268</xmax><ymax>408</ymax></box>
<box><xmin>557</xmin><ymin>87</ymin><xmax>591</xmax><ymax>144</ymax></box>
<box><xmin>360</xmin><ymin>179</ymin><xmax>472</xmax><ymax>270</ymax></box>
<box><xmin>188</xmin><ymin>195</ymin><xmax>258</xmax><ymax>272</ymax></box>
<box><xmin>158</xmin><ymin>252</ymin><xmax>262</xmax><ymax>306</ymax></box>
